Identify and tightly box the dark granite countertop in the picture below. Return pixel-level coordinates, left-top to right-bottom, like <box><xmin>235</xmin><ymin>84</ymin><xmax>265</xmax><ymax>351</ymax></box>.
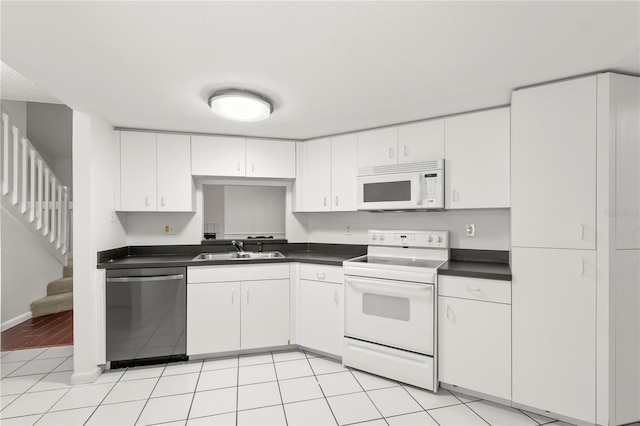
<box><xmin>97</xmin><ymin>241</ymin><xmax>367</xmax><ymax>269</ymax></box>
<box><xmin>437</xmin><ymin>249</ymin><xmax>512</xmax><ymax>281</ymax></box>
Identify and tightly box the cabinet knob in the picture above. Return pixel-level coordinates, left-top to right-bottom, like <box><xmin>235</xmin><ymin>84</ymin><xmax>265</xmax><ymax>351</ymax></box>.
<box><xmin>317</xmin><ymin>273</ymin><xmax>326</xmax><ymax>280</ymax></box>
<box><xmin>452</xmin><ymin>190</ymin><xmax>459</xmax><ymax>202</ymax></box>
<box><xmin>334</xmin><ymin>291</ymin><xmax>339</xmax><ymax>304</ymax></box>
<box><xmin>323</xmin><ymin>197</ymin><xmax>327</xmax><ymax>207</ymax></box>
<box><xmin>388</xmin><ymin>148</ymin><xmax>394</xmax><ymax>159</ymax></box>
<box><xmin>335</xmin><ymin>196</ymin><xmax>339</xmax><ymax>206</ymax></box>
<box><xmin>251</xmin><ymin>163</ymin><xmax>255</xmax><ymax>172</ymax></box>
<box><xmin>160</xmin><ymin>197</ymin><xmax>165</xmax><ymax>207</ymax></box>
<box><xmin>144</xmin><ymin>196</ymin><xmax>150</xmax><ymax>207</ymax></box>
<box><xmin>403</xmin><ymin>146</ymin><xmax>409</xmax><ymax>157</ymax></box>
<box><xmin>237</xmin><ymin>161</ymin><xmax>240</xmax><ymax>172</ymax></box>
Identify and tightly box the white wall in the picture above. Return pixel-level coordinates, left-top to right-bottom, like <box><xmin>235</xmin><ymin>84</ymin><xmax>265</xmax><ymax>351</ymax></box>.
<box><xmin>0</xmin><ymin>209</ymin><xmax>61</xmax><ymax>327</ymax></box>
<box><xmin>202</xmin><ymin>185</ymin><xmax>224</xmax><ymax>235</ymax></box>
<box><xmin>0</xmin><ymin>100</ymin><xmax>27</xmax><ymax>137</ymax></box>
<box><xmin>223</xmin><ymin>186</ymin><xmax>286</xmax><ymax>239</ymax></box>
<box><xmin>303</xmin><ymin>209</ymin><xmax>510</xmax><ymax>249</ymax></box>
<box><xmin>72</xmin><ymin>110</ymin><xmax>127</xmax><ymax>384</ymax></box>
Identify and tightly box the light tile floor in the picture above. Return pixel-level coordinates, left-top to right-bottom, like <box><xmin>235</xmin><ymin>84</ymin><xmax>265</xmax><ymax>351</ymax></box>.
<box><xmin>0</xmin><ymin>346</ymin><xmax>572</xmax><ymax>426</ymax></box>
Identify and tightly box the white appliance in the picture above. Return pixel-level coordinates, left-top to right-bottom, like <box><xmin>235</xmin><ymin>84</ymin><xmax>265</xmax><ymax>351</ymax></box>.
<box><xmin>357</xmin><ymin>160</ymin><xmax>444</xmax><ymax>211</ymax></box>
<box><xmin>343</xmin><ymin>229</ymin><xmax>449</xmax><ymax>391</ymax></box>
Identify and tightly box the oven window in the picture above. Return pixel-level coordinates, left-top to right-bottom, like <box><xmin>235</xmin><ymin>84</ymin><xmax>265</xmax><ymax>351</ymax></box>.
<box><xmin>363</xmin><ymin>181</ymin><xmax>411</xmax><ymax>202</ymax></box>
<box><xmin>362</xmin><ymin>293</ymin><xmax>410</xmax><ymax>321</ymax></box>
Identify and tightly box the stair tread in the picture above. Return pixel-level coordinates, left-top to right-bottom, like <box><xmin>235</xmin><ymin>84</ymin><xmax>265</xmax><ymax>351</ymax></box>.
<box><xmin>30</xmin><ymin>293</ymin><xmax>73</xmax><ymax>318</ymax></box>
<box><xmin>47</xmin><ymin>277</ymin><xmax>73</xmax><ymax>296</ymax></box>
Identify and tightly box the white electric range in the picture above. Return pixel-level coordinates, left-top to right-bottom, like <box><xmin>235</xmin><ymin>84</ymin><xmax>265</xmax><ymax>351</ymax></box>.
<box><xmin>342</xmin><ymin>229</ymin><xmax>449</xmax><ymax>391</ymax></box>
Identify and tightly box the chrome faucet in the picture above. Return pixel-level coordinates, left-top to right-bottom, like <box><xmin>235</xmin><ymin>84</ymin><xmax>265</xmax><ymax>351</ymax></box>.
<box><xmin>231</xmin><ymin>240</ymin><xmax>245</xmax><ymax>254</ymax></box>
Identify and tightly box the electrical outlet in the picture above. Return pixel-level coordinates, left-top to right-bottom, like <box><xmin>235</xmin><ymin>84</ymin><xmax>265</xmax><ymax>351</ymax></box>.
<box><xmin>465</xmin><ymin>223</ymin><xmax>476</xmax><ymax>238</ymax></box>
<box><xmin>345</xmin><ymin>225</ymin><xmax>352</xmax><ymax>236</ymax></box>
<box><xmin>163</xmin><ymin>225</ymin><xmax>175</xmax><ymax>235</ymax></box>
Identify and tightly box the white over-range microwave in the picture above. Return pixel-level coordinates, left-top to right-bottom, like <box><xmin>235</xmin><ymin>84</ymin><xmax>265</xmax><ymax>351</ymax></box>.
<box><xmin>357</xmin><ymin>159</ymin><xmax>445</xmax><ymax>211</ymax></box>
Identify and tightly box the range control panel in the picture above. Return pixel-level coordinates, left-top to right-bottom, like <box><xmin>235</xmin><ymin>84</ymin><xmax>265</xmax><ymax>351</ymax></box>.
<box><xmin>368</xmin><ymin>230</ymin><xmax>449</xmax><ymax>248</ymax></box>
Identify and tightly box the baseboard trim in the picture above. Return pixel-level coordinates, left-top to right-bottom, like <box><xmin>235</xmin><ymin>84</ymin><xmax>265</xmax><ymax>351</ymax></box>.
<box><xmin>1</xmin><ymin>311</ymin><xmax>32</xmax><ymax>332</ymax></box>
<box><xmin>71</xmin><ymin>366</ymin><xmax>103</xmax><ymax>385</ymax></box>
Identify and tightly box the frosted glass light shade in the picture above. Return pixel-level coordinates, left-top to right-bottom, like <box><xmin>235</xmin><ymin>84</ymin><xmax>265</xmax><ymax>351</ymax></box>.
<box><xmin>208</xmin><ymin>90</ymin><xmax>273</xmax><ymax>121</ymax></box>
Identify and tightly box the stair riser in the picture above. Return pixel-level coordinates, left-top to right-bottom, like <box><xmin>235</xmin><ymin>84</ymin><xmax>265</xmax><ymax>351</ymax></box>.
<box><xmin>47</xmin><ymin>277</ymin><xmax>73</xmax><ymax>296</ymax></box>
<box><xmin>31</xmin><ymin>293</ymin><xmax>73</xmax><ymax>318</ymax></box>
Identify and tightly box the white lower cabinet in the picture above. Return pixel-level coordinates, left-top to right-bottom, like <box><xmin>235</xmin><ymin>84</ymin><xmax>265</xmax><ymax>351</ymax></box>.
<box><xmin>299</xmin><ymin>264</ymin><xmax>344</xmax><ymax>357</ymax></box>
<box><xmin>241</xmin><ymin>279</ymin><xmax>290</xmax><ymax>350</ymax></box>
<box><xmin>187</xmin><ymin>265</ymin><xmax>290</xmax><ymax>356</ymax></box>
<box><xmin>438</xmin><ymin>275</ymin><xmax>511</xmax><ymax>400</ymax></box>
<box><xmin>187</xmin><ymin>281</ymin><xmax>241</xmax><ymax>355</ymax></box>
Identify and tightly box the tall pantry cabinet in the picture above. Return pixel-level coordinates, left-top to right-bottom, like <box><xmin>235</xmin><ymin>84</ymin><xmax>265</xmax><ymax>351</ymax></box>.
<box><xmin>511</xmin><ymin>73</ymin><xmax>639</xmax><ymax>426</ymax></box>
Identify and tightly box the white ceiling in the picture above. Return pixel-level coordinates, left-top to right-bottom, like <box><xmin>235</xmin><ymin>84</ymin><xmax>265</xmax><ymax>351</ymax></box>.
<box><xmin>1</xmin><ymin>1</ymin><xmax>638</xmax><ymax>141</ymax></box>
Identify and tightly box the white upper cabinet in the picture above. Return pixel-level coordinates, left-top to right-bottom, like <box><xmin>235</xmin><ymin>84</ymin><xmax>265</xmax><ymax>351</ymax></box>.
<box><xmin>331</xmin><ymin>133</ymin><xmax>358</xmax><ymax>211</ymax></box>
<box><xmin>397</xmin><ymin>119</ymin><xmax>445</xmax><ymax>164</ymax></box>
<box><xmin>191</xmin><ymin>136</ymin><xmax>295</xmax><ymax>179</ymax></box>
<box><xmin>444</xmin><ymin>107</ymin><xmax>510</xmax><ymax>210</ymax></box>
<box><xmin>303</xmin><ymin>138</ymin><xmax>332</xmax><ymax>211</ymax></box>
<box><xmin>156</xmin><ymin>134</ymin><xmax>193</xmax><ymax>212</ymax></box>
<box><xmin>191</xmin><ymin>135</ymin><xmax>245</xmax><ymax>177</ymax></box>
<box><xmin>119</xmin><ymin>131</ymin><xmax>193</xmax><ymax>212</ymax></box>
<box><xmin>120</xmin><ymin>131</ymin><xmax>157</xmax><ymax>212</ymax></box>
<box><xmin>357</xmin><ymin>120</ymin><xmax>444</xmax><ymax>169</ymax></box>
<box><xmin>246</xmin><ymin>138</ymin><xmax>296</xmax><ymax>179</ymax></box>
<box><xmin>511</xmin><ymin>77</ymin><xmax>596</xmax><ymax>249</ymax></box>
<box><xmin>357</xmin><ymin>127</ymin><xmax>398</xmax><ymax>168</ymax></box>
<box><xmin>299</xmin><ymin>134</ymin><xmax>358</xmax><ymax>212</ymax></box>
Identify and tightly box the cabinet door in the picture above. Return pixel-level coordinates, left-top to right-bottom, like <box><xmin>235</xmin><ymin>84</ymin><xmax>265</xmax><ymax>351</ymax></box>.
<box><xmin>397</xmin><ymin>119</ymin><xmax>444</xmax><ymax>164</ymax></box>
<box><xmin>512</xmin><ymin>77</ymin><xmax>596</xmax><ymax>248</ymax></box>
<box><xmin>191</xmin><ymin>135</ymin><xmax>245</xmax><ymax>176</ymax></box>
<box><xmin>512</xmin><ymin>247</ymin><xmax>596</xmax><ymax>423</ymax></box>
<box><xmin>615</xmin><ymin>75</ymin><xmax>640</xmax><ymax>249</ymax></box>
<box><xmin>246</xmin><ymin>139</ymin><xmax>296</xmax><ymax>178</ymax></box>
<box><xmin>357</xmin><ymin>127</ymin><xmax>398</xmax><ymax>168</ymax></box>
<box><xmin>300</xmin><ymin>280</ymin><xmax>343</xmax><ymax>357</ymax></box>
<box><xmin>303</xmin><ymin>138</ymin><xmax>331</xmax><ymax>211</ymax></box>
<box><xmin>438</xmin><ymin>296</ymin><xmax>510</xmax><ymax>400</ymax></box>
<box><xmin>331</xmin><ymin>134</ymin><xmax>358</xmax><ymax>211</ymax></box>
<box><xmin>241</xmin><ymin>279</ymin><xmax>289</xmax><ymax>350</ymax></box>
<box><xmin>120</xmin><ymin>131</ymin><xmax>156</xmax><ymax>211</ymax></box>
<box><xmin>157</xmin><ymin>134</ymin><xmax>193</xmax><ymax>212</ymax></box>
<box><xmin>187</xmin><ymin>282</ymin><xmax>240</xmax><ymax>355</ymax></box>
<box><xmin>445</xmin><ymin>107</ymin><xmax>510</xmax><ymax>209</ymax></box>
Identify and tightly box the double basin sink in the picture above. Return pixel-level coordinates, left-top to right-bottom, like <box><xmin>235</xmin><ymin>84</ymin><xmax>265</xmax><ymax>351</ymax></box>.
<box><xmin>192</xmin><ymin>251</ymin><xmax>285</xmax><ymax>261</ymax></box>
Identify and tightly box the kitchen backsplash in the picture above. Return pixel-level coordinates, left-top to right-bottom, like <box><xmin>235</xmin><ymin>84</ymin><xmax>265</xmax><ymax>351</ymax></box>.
<box><xmin>304</xmin><ymin>209</ymin><xmax>510</xmax><ymax>250</ymax></box>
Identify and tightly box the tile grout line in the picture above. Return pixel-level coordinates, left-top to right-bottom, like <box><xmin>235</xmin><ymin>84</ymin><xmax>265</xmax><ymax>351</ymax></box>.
<box><xmin>303</xmin><ymin>351</ymin><xmax>340</xmax><ymax>426</ymax></box>
<box><xmin>396</xmin><ymin>385</ymin><xmax>443</xmax><ymax>426</ymax></box>
<box><xmin>132</xmin><ymin>363</ymin><xmax>167</xmax><ymax>426</ymax></box>
<box><xmin>346</xmin><ymin>367</ymin><xmax>387</xmax><ymax>424</ymax></box>
<box><xmin>184</xmin><ymin>359</ymin><xmax>205</xmax><ymax>424</ymax></box>
<box><xmin>269</xmin><ymin>351</ymin><xmax>289</xmax><ymax>426</ymax></box>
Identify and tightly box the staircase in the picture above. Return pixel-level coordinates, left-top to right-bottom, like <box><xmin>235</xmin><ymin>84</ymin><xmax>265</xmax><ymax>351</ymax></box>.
<box><xmin>30</xmin><ymin>258</ymin><xmax>73</xmax><ymax>318</ymax></box>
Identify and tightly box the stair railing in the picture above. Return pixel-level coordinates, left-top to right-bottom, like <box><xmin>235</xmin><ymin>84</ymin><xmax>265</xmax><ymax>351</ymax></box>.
<box><xmin>1</xmin><ymin>108</ymin><xmax>70</xmax><ymax>265</ymax></box>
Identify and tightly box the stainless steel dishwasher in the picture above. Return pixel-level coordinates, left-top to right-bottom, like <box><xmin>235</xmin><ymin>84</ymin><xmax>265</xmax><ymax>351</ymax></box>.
<box><xmin>106</xmin><ymin>267</ymin><xmax>187</xmax><ymax>368</ymax></box>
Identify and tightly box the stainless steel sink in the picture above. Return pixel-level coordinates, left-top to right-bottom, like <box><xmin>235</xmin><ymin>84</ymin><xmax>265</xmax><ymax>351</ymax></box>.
<box><xmin>192</xmin><ymin>251</ymin><xmax>285</xmax><ymax>261</ymax></box>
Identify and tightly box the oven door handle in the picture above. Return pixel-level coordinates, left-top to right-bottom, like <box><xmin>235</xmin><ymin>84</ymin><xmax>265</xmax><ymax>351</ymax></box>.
<box><xmin>346</xmin><ymin>276</ymin><xmax>432</xmax><ymax>296</ymax></box>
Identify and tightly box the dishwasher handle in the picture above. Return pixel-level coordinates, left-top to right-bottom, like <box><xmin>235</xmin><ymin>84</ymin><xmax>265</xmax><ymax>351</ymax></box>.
<box><xmin>107</xmin><ymin>274</ymin><xmax>184</xmax><ymax>283</ymax></box>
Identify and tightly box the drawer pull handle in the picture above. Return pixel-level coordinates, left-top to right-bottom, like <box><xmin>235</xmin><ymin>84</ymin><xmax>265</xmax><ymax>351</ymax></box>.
<box><xmin>246</xmin><ymin>287</ymin><xmax>250</xmax><ymax>305</ymax></box>
<box><xmin>317</xmin><ymin>273</ymin><xmax>326</xmax><ymax>280</ymax></box>
<box><xmin>466</xmin><ymin>287</ymin><xmax>486</xmax><ymax>298</ymax></box>
<box><xmin>231</xmin><ymin>288</ymin><xmax>235</xmax><ymax>305</ymax></box>
<box><xmin>334</xmin><ymin>291</ymin><xmax>338</xmax><ymax>304</ymax></box>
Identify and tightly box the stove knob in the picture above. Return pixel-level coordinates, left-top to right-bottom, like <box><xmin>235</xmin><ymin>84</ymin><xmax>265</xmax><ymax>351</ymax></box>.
<box><xmin>436</xmin><ymin>236</ymin><xmax>442</xmax><ymax>243</ymax></box>
<box><xmin>380</xmin><ymin>235</ymin><xmax>385</xmax><ymax>241</ymax></box>
<box><xmin>426</xmin><ymin>236</ymin><xmax>432</xmax><ymax>242</ymax></box>
<box><xmin>372</xmin><ymin>235</ymin><xmax>377</xmax><ymax>241</ymax></box>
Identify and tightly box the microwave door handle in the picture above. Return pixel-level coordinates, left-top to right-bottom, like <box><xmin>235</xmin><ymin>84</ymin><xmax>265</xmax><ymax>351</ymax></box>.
<box><xmin>416</xmin><ymin>176</ymin><xmax>423</xmax><ymax>206</ymax></box>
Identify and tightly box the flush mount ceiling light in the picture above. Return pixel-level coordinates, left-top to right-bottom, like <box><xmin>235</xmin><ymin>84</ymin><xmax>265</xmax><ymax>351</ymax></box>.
<box><xmin>208</xmin><ymin>89</ymin><xmax>273</xmax><ymax>122</ymax></box>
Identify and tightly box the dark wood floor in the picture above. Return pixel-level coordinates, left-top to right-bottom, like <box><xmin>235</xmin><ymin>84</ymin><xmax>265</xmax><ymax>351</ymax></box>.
<box><xmin>1</xmin><ymin>310</ymin><xmax>73</xmax><ymax>351</ymax></box>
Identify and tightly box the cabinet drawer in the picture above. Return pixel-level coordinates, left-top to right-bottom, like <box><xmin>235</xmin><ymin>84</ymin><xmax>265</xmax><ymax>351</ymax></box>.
<box><xmin>438</xmin><ymin>275</ymin><xmax>511</xmax><ymax>304</ymax></box>
<box><xmin>188</xmin><ymin>264</ymin><xmax>290</xmax><ymax>283</ymax></box>
<box><xmin>300</xmin><ymin>264</ymin><xmax>344</xmax><ymax>284</ymax></box>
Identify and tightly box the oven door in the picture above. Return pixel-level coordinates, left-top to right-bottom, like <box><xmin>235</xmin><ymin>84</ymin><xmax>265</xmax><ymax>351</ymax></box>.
<box><xmin>357</xmin><ymin>172</ymin><xmax>421</xmax><ymax>211</ymax></box>
<box><xmin>345</xmin><ymin>275</ymin><xmax>434</xmax><ymax>355</ymax></box>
